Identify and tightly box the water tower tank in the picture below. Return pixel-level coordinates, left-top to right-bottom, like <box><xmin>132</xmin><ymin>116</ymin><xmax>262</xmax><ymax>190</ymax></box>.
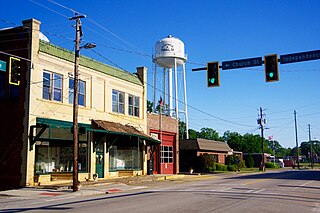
<box><xmin>153</xmin><ymin>35</ymin><xmax>187</xmax><ymax>68</ymax></box>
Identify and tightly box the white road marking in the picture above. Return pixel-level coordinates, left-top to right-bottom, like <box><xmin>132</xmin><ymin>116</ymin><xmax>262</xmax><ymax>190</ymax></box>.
<box><xmin>253</xmin><ymin>189</ymin><xmax>266</xmax><ymax>194</ymax></box>
<box><xmin>293</xmin><ymin>180</ymin><xmax>314</xmax><ymax>191</ymax></box>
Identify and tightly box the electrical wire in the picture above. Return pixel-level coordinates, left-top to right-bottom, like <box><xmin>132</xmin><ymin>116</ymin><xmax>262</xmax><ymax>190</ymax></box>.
<box><xmin>29</xmin><ymin>0</ymin><xmax>69</xmax><ymax>19</ymax></box>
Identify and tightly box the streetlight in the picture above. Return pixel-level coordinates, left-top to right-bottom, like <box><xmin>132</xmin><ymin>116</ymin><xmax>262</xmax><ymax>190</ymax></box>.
<box><xmin>70</xmin><ymin>14</ymin><xmax>96</xmax><ymax>192</ymax></box>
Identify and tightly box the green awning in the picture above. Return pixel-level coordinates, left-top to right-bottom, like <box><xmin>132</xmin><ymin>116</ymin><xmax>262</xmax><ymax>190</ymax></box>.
<box><xmin>32</xmin><ymin>118</ymin><xmax>90</xmax><ymax>142</ymax></box>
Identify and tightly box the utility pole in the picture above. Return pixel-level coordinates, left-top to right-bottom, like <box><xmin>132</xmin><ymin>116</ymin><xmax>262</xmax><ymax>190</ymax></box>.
<box><xmin>258</xmin><ymin>107</ymin><xmax>265</xmax><ymax>171</ymax></box>
<box><xmin>308</xmin><ymin>124</ymin><xmax>313</xmax><ymax>169</ymax></box>
<box><xmin>294</xmin><ymin>110</ymin><xmax>300</xmax><ymax>169</ymax></box>
<box><xmin>70</xmin><ymin>13</ymin><xmax>85</xmax><ymax>192</ymax></box>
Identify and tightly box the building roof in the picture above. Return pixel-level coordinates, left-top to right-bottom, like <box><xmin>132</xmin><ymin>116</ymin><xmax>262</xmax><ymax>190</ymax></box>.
<box><xmin>39</xmin><ymin>40</ymin><xmax>143</xmax><ymax>86</ymax></box>
<box><xmin>180</xmin><ymin>138</ymin><xmax>232</xmax><ymax>153</ymax></box>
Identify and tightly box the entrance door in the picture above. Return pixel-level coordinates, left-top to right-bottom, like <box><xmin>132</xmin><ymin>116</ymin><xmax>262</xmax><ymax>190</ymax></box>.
<box><xmin>95</xmin><ymin>143</ymin><xmax>104</xmax><ymax>178</ymax></box>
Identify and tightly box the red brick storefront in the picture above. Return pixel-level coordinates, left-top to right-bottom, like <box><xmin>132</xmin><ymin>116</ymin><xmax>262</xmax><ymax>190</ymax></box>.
<box><xmin>147</xmin><ymin>113</ymin><xmax>179</xmax><ymax>174</ymax></box>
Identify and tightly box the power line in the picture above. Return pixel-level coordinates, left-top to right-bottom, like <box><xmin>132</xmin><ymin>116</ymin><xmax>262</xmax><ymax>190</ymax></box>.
<box><xmin>30</xmin><ymin>0</ymin><xmax>69</xmax><ymax>19</ymax></box>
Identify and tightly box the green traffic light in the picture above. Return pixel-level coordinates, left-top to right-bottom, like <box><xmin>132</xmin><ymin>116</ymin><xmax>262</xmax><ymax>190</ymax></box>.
<box><xmin>210</xmin><ymin>78</ymin><xmax>215</xmax><ymax>84</ymax></box>
<box><xmin>269</xmin><ymin>72</ymin><xmax>274</xmax><ymax>78</ymax></box>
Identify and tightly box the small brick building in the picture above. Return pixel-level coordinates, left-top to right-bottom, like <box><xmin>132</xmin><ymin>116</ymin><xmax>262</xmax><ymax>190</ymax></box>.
<box><xmin>179</xmin><ymin>139</ymin><xmax>233</xmax><ymax>172</ymax></box>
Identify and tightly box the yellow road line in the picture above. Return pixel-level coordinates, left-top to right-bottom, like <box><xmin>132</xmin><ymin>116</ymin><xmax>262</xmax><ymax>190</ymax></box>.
<box><xmin>244</xmin><ymin>178</ymin><xmax>270</xmax><ymax>185</ymax></box>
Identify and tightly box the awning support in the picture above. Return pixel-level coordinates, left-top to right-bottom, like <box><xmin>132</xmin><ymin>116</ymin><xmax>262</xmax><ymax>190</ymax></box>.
<box><xmin>150</xmin><ymin>144</ymin><xmax>158</xmax><ymax>157</ymax></box>
<box><xmin>107</xmin><ymin>135</ymin><xmax>119</xmax><ymax>150</ymax></box>
<box><xmin>29</xmin><ymin>124</ymin><xmax>48</xmax><ymax>150</ymax></box>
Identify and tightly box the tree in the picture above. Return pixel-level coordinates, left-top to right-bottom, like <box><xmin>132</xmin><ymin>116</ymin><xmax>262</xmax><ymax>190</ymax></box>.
<box><xmin>266</xmin><ymin>139</ymin><xmax>282</xmax><ymax>154</ymax></box>
<box><xmin>188</xmin><ymin>129</ymin><xmax>198</xmax><ymax>139</ymax></box>
<box><xmin>223</xmin><ymin>131</ymin><xmax>245</xmax><ymax>152</ymax></box>
<box><xmin>300</xmin><ymin>140</ymin><xmax>320</xmax><ymax>161</ymax></box>
<box><xmin>197</xmin><ymin>128</ymin><xmax>221</xmax><ymax>141</ymax></box>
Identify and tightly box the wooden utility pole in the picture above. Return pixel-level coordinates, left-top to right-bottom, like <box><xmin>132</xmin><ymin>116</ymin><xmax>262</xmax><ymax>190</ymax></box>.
<box><xmin>308</xmin><ymin>124</ymin><xmax>313</xmax><ymax>169</ymax></box>
<box><xmin>70</xmin><ymin>13</ymin><xmax>85</xmax><ymax>192</ymax></box>
<box><xmin>259</xmin><ymin>107</ymin><xmax>265</xmax><ymax>172</ymax></box>
<box><xmin>294</xmin><ymin>110</ymin><xmax>300</xmax><ymax>169</ymax></box>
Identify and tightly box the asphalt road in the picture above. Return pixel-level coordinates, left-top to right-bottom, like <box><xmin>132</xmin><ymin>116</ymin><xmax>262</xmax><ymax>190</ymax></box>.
<box><xmin>1</xmin><ymin>170</ymin><xmax>320</xmax><ymax>213</ymax></box>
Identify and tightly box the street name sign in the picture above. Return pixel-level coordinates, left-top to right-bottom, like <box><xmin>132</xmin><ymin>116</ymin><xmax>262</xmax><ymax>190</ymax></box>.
<box><xmin>0</xmin><ymin>60</ymin><xmax>6</xmax><ymax>72</ymax></box>
<box><xmin>280</xmin><ymin>50</ymin><xmax>320</xmax><ymax>64</ymax></box>
<box><xmin>222</xmin><ymin>57</ymin><xmax>262</xmax><ymax>70</ymax></box>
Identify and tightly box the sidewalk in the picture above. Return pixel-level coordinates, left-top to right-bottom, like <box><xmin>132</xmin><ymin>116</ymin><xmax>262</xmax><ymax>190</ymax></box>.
<box><xmin>0</xmin><ymin>174</ymin><xmax>190</xmax><ymax>198</ymax></box>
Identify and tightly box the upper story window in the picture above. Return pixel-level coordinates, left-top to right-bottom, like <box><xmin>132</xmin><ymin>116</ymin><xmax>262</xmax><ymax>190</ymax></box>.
<box><xmin>69</xmin><ymin>78</ymin><xmax>86</xmax><ymax>107</ymax></box>
<box><xmin>112</xmin><ymin>90</ymin><xmax>124</xmax><ymax>114</ymax></box>
<box><xmin>42</xmin><ymin>71</ymin><xmax>63</xmax><ymax>102</ymax></box>
<box><xmin>128</xmin><ymin>95</ymin><xmax>140</xmax><ymax>117</ymax></box>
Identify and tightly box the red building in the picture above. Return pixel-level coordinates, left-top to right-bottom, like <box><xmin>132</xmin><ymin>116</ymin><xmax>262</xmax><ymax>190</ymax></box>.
<box><xmin>147</xmin><ymin>113</ymin><xmax>179</xmax><ymax>174</ymax></box>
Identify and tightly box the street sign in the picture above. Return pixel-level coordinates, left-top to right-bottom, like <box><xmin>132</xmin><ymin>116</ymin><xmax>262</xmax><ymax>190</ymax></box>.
<box><xmin>222</xmin><ymin>57</ymin><xmax>262</xmax><ymax>70</ymax></box>
<box><xmin>280</xmin><ymin>50</ymin><xmax>320</xmax><ymax>64</ymax></box>
<box><xmin>0</xmin><ymin>60</ymin><xmax>6</xmax><ymax>72</ymax></box>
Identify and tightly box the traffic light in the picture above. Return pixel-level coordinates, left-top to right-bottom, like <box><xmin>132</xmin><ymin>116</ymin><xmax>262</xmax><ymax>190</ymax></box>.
<box><xmin>9</xmin><ymin>57</ymin><xmax>21</xmax><ymax>85</ymax></box>
<box><xmin>264</xmin><ymin>54</ymin><xmax>279</xmax><ymax>82</ymax></box>
<box><xmin>207</xmin><ymin>61</ymin><xmax>220</xmax><ymax>87</ymax></box>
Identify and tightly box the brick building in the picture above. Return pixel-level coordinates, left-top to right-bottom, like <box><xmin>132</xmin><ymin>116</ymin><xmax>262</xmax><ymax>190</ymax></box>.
<box><xmin>179</xmin><ymin>139</ymin><xmax>234</xmax><ymax>172</ymax></box>
<box><xmin>147</xmin><ymin>113</ymin><xmax>179</xmax><ymax>174</ymax></box>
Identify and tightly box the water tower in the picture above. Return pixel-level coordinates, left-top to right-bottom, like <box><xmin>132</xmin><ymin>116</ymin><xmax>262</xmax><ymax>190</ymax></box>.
<box><xmin>152</xmin><ymin>35</ymin><xmax>189</xmax><ymax>139</ymax></box>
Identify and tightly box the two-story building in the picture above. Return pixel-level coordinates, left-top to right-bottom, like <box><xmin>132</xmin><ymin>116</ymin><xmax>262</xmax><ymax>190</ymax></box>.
<box><xmin>0</xmin><ymin>19</ymin><xmax>159</xmax><ymax>190</ymax></box>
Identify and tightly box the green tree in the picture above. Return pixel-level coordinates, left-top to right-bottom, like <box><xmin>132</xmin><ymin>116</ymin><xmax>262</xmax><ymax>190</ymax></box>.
<box><xmin>198</xmin><ymin>128</ymin><xmax>221</xmax><ymax>141</ymax></box>
<box><xmin>188</xmin><ymin>129</ymin><xmax>198</xmax><ymax>139</ymax></box>
<box><xmin>179</xmin><ymin>120</ymin><xmax>186</xmax><ymax>139</ymax></box>
<box><xmin>223</xmin><ymin>131</ymin><xmax>245</xmax><ymax>152</ymax></box>
<box><xmin>300</xmin><ymin>140</ymin><xmax>320</xmax><ymax>161</ymax></box>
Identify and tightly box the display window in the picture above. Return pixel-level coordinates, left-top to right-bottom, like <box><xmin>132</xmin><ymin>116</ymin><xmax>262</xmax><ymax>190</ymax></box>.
<box><xmin>34</xmin><ymin>141</ymin><xmax>88</xmax><ymax>174</ymax></box>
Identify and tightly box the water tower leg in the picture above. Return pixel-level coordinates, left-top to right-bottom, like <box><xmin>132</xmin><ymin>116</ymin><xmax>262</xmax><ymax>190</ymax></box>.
<box><xmin>163</xmin><ymin>68</ymin><xmax>166</xmax><ymax>114</ymax></box>
<box><xmin>174</xmin><ymin>58</ymin><xmax>179</xmax><ymax>119</ymax></box>
<box><xmin>182</xmin><ymin>63</ymin><xmax>189</xmax><ymax>139</ymax></box>
<box><xmin>168</xmin><ymin>68</ymin><xmax>173</xmax><ymax>117</ymax></box>
<box><xmin>153</xmin><ymin>64</ymin><xmax>157</xmax><ymax>113</ymax></box>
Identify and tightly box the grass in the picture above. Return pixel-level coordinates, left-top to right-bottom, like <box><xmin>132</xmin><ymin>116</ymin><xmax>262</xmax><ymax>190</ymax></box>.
<box><xmin>298</xmin><ymin>162</ymin><xmax>320</xmax><ymax>169</ymax></box>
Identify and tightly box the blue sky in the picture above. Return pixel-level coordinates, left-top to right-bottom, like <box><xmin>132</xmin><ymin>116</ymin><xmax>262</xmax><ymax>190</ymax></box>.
<box><xmin>2</xmin><ymin>0</ymin><xmax>320</xmax><ymax>148</ymax></box>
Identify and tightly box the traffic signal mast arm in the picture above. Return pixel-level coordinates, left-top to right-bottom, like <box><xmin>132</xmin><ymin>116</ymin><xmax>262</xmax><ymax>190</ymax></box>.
<box><xmin>192</xmin><ymin>49</ymin><xmax>320</xmax><ymax>87</ymax></box>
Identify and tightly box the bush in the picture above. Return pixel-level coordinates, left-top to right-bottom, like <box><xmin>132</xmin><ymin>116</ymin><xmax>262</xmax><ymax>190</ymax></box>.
<box><xmin>196</xmin><ymin>154</ymin><xmax>216</xmax><ymax>172</ymax></box>
<box><xmin>237</xmin><ymin>160</ymin><xmax>246</xmax><ymax>170</ymax></box>
<box><xmin>222</xmin><ymin>165</ymin><xmax>227</xmax><ymax>171</ymax></box>
<box><xmin>215</xmin><ymin>163</ymin><xmax>225</xmax><ymax>171</ymax></box>
<box><xmin>265</xmin><ymin>162</ymin><xmax>280</xmax><ymax>169</ymax></box>
<box><xmin>226</xmin><ymin>155</ymin><xmax>237</xmax><ymax>165</ymax></box>
<box><xmin>246</xmin><ymin>155</ymin><xmax>254</xmax><ymax>168</ymax></box>
<box><xmin>227</xmin><ymin>165</ymin><xmax>236</xmax><ymax>171</ymax></box>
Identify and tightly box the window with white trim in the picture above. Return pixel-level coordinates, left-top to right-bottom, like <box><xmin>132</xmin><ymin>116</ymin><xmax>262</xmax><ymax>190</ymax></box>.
<box><xmin>160</xmin><ymin>146</ymin><xmax>173</xmax><ymax>163</ymax></box>
<box><xmin>69</xmin><ymin>78</ymin><xmax>86</xmax><ymax>106</ymax></box>
<box><xmin>128</xmin><ymin>94</ymin><xmax>140</xmax><ymax>117</ymax></box>
<box><xmin>42</xmin><ymin>71</ymin><xmax>63</xmax><ymax>102</ymax></box>
<box><xmin>112</xmin><ymin>90</ymin><xmax>124</xmax><ymax>114</ymax></box>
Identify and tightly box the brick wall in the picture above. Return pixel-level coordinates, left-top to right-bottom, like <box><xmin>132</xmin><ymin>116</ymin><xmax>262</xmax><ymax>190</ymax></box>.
<box><xmin>147</xmin><ymin>113</ymin><xmax>179</xmax><ymax>174</ymax></box>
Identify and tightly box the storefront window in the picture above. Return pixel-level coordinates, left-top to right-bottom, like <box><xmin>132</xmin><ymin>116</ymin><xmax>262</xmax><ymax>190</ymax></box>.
<box><xmin>109</xmin><ymin>145</ymin><xmax>143</xmax><ymax>171</ymax></box>
<box><xmin>34</xmin><ymin>141</ymin><xmax>88</xmax><ymax>174</ymax></box>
